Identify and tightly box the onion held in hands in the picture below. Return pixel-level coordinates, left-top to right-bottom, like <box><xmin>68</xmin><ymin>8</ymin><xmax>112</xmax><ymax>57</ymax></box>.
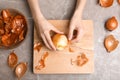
<box><xmin>105</xmin><ymin>16</ymin><xmax>118</xmax><ymax>31</ymax></box>
<box><xmin>52</xmin><ymin>34</ymin><xmax>68</xmax><ymax>51</ymax></box>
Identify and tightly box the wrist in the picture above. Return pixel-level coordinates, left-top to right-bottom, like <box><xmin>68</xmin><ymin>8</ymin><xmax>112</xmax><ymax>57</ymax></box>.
<box><xmin>72</xmin><ymin>10</ymin><xmax>82</xmax><ymax>19</ymax></box>
<box><xmin>33</xmin><ymin>11</ymin><xmax>46</xmax><ymax>23</ymax></box>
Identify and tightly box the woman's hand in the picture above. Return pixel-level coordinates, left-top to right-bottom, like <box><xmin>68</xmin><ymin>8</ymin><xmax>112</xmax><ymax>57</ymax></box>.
<box><xmin>68</xmin><ymin>0</ymin><xmax>86</xmax><ymax>43</ymax></box>
<box><xmin>36</xmin><ymin>18</ymin><xmax>63</xmax><ymax>50</ymax></box>
<box><xmin>27</xmin><ymin>0</ymin><xmax>63</xmax><ymax>50</ymax></box>
<box><xmin>68</xmin><ymin>13</ymin><xmax>84</xmax><ymax>43</ymax></box>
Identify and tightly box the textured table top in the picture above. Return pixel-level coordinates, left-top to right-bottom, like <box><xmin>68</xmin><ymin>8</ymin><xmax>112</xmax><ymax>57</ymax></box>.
<box><xmin>0</xmin><ymin>0</ymin><xmax>120</xmax><ymax>80</ymax></box>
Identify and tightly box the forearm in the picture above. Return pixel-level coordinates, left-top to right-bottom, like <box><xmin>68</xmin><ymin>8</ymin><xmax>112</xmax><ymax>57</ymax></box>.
<box><xmin>27</xmin><ymin>0</ymin><xmax>45</xmax><ymax>23</ymax></box>
<box><xmin>73</xmin><ymin>0</ymin><xmax>86</xmax><ymax>18</ymax></box>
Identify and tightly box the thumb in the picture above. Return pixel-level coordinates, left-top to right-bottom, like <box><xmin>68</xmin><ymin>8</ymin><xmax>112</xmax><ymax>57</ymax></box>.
<box><xmin>68</xmin><ymin>26</ymin><xmax>74</xmax><ymax>40</ymax></box>
<box><xmin>52</xmin><ymin>28</ymin><xmax>63</xmax><ymax>34</ymax></box>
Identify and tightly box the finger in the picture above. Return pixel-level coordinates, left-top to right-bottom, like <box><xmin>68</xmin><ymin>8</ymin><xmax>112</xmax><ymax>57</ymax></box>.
<box><xmin>68</xmin><ymin>26</ymin><xmax>74</xmax><ymax>40</ymax></box>
<box><xmin>72</xmin><ymin>28</ymin><xmax>84</xmax><ymax>43</ymax></box>
<box><xmin>44</xmin><ymin>32</ymin><xmax>56</xmax><ymax>50</ymax></box>
<box><xmin>52</xmin><ymin>28</ymin><xmax>63</xmax><ymax>34</ymax></box>
<box><xmin>41</xmin><ymin>34</ymin><xmax>52</xmax><ymax>50</ymax></box>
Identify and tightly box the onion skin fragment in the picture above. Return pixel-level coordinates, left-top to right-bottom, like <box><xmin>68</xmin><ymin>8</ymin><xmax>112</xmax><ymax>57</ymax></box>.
<box><xmin>104</xmin><ymin>35</ymin><xmax>119</xmax><ymax>52</ymax></box>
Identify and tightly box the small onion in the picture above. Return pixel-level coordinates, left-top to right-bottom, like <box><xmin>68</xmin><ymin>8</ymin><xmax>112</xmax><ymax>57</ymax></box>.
<box><xmin>52</xmin><ymin>34</ymin><xmax>68</xmax><ymax>50</ymax></box>
<box><xmin>15</xmin><ymin>62</ymin><xmax>27</xmax><ymax>79</ymax></box>
<box><xmin>8</xmin><ymin>51</ymin><xmax>18</xmax><ymax>68</ymax></box>
<box><xmin>104</xmin><ymin>35</ymin><xmax>119</xmax><ymax>52</ymax></box>
<box><xmin>99</xmin><ymin>0</ymin><xmax>114</xmax><ymax>7</ymax></box>
<box><xmin>105</xmin><ymin>16</ymin><xmax>118</xmax><ymax>31</ymax></box>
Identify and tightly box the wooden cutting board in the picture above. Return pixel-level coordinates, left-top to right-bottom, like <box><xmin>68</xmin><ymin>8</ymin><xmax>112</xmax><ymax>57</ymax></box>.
<box><xmin>33</xmin><ymin>20</ymin><xmax>94</xmax><ymax>74</ymax></box>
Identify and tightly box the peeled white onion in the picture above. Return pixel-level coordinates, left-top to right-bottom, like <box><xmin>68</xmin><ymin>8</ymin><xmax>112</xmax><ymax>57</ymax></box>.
<box><xmin>52</xmin><ymin>34</ymin><xmax>68</xmax><ymax>50</ymax></box>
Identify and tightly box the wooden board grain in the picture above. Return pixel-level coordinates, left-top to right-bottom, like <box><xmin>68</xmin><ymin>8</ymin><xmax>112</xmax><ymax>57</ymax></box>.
<box><xmin>33</xmin><ymin>20</ymin><xmax>94</xmax><ymax>74</ymax></box>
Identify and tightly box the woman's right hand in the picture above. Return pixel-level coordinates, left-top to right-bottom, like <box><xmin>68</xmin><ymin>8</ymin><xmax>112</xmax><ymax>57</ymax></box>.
<box><xmin>27</xmin><ymin>0</ymin><xmax>63</xmax><ymax>50</ymax></box>
<box><xmin>36</xmin><ymin>18</ymin><xmax>63</xmax><ymax>50</ymax></box>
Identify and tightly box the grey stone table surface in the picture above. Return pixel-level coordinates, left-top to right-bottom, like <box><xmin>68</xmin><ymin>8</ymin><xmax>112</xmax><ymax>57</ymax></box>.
<box><xmin>0</xmin><ymin>0</ymin><xmax>120</xmax><ymax>80</ymax></box>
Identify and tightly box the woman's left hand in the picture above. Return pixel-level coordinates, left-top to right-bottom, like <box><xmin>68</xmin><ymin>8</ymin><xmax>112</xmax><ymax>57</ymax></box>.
<box><xmin>68</xmin><ymin>13</ymin><xmax>84</xmax><ymax>43</ymax></box>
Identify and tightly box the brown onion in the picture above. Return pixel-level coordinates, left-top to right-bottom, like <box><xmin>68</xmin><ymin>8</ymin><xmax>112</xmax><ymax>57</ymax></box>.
<box><xmin>52</xmin><ymin>34</ymin><xmax>68</xmax><ymax>50</ymax></box>
<box><xmin>106</xmin><ymin>16</ymin><xmax>118</xmax><ymax>31</ymax></box>
<box><xmin>99</xmin><ymin>0</ymin><xmax>114</xmax><ymax>7</ymax></box>
<box><xmin>104</xmin><ymin>35</ymin><xmax>119</xmax><ymax>52</ymax></box>
<box><xmin>15</xmin><ymin>62</ymin><xmax>27</xmax><ymax>79</ymax></box>
<box><xmin>8</xmin><ymin>51</ymin><xmax>18</xmax><ymax>68</ymax></box>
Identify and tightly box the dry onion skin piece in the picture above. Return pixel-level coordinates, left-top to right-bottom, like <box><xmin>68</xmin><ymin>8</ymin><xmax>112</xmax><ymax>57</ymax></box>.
<box><xmin>11</xmin><ymin>15</ymin><xmax>27</xmax><ymax>35</ymax></box>
<box><xmin>69</xmin><ymin>47</ymin><xmax>74</xmax><ymax>53</ymax></box>
<box><xmin>1</xmin><ymin>9</ymin><xmax>13</xmax><ymax>23</ymax></box>
<box><xmin>15</xmin><ymin>62</ymin><xmax>27</xmax><ymax>79</ymax></box>
<box><xmin>105</xmin><ymin>16</ymin><xmax>118</xmax><ymax>31</ymax></box>
<box><xmin>34</xmin><ymin>42</ymin><xmax>42</xmax><ymax>52</ymax></box>
<box><xmin>99</xmin><ymin>0</ymin><xmax>114</xmax><ymax>7</ymax></box>
<box><xmin>1</xmin><ymin>33</ymin><xmax>18</xmax><ymax>47</ymax></box>
<box><xmin>0</xmin><ymin>20</ymin><xmax>4</xmax><ymax>36</ymax></box>
<box><xmin>104</xmin><ymin>35</ymin><xmax>119</xmax><ymax>52</ymax></box>
<box><xmin>71</xmin><ymin>53</ymin><xmax>88</xmax><ymax>66</ymax></box>
<box><xmin>8</xmin><ymin>51</ymin><xmax>18</xmax><ymax>68</ymax></box>
<box><xmin>52</xmin><ymin>34</ymin><xmax>68</xmax><ymax>51</ymax></box>
<box><xmin>35</xmin><ymin>52</ymin><xmax>49</xmax><ymax>70</ymax></box>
